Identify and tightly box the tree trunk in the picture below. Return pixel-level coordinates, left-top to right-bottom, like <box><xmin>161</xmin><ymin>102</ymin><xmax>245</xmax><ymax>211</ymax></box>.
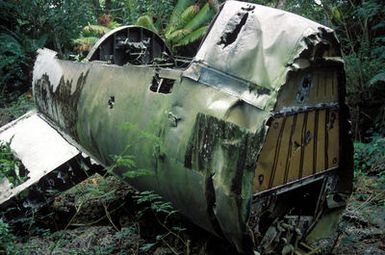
<box><xmin>53</xmin><ymin>34</ymin><xmax>63</xmax><ymax>58</ymax></box>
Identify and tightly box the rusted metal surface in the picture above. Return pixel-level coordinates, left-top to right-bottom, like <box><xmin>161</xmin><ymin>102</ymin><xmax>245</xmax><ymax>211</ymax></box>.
<box><xmin>0</xmin><ymin>1</ymin><xmax>353</xmax><ymax>254</ymax></box>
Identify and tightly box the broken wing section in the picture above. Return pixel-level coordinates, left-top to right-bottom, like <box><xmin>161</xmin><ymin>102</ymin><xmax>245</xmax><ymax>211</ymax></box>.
<box><xmin>0</xmin><ymin>111</ymin><xmax>99</xmax><ymax>222</ymax></box>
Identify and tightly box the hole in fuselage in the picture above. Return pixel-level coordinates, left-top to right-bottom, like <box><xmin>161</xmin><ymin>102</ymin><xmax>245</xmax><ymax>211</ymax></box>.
<box><xmin>150</xmin><ymin>74</ymin><xmax>175</xmax><ymax>94</ymax></box>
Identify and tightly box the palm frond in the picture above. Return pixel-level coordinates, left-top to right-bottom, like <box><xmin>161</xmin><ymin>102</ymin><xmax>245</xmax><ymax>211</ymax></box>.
<box><xmin>83</xmin><ymin>24</ymin><xmax>111</xmax><ymax>37</ymax></box>
<box><xmin>165</xmin><ymin>0</ymin><xmax>196</xmax><ymax>35</ymax></box>
<box><xmin>0</xmin><ymin>33</ymin><xmax>23</xmax><ymax>56</ymax></box>
<box><xmin>73</xmin><ymin>36</ymin><xmax>99</xmax><ymax>52</ymax></box>
<box><xmin>73</xmin><ymin>36</ymin><xmax>99</xmax><ymax>45</ymax></box>
<box><xmin>167</xmin><ymin>4</ymin><xmax>200</xmax><ymax>34</ymax></box>
<box><xmin>166</xmin><ymin>29</ymin><xmax>191</xmax><ymax>43</ymax></box>
<box><xmin>184</xmin><ymin>3</ymin><xmax>214</xmax><ymax>31</ymax></box>
<box><xmin>174</xmin><ymin>25</ymin><xmax>208</xmax><ymax>47</ymax></box>
<box><xmin>136</xmin><ymin>15</ymin><xmax>159</xmax><ymax>33</ymax></box>
<box><xmin>107</xmin><ymin>21</ymin><xmax>121</xmax><ymax>29</ymax></box>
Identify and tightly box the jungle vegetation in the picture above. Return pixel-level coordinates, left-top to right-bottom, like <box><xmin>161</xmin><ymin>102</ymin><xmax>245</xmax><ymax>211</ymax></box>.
<box><xmin>0</xmin><ymin>0</ymin><xmax>384</xmax><ymax>254</ymax></box>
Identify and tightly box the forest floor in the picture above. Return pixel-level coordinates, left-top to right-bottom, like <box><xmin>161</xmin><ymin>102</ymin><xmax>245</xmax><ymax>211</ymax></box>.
<box><xmin>9</xmin><ymin>174</ymin><xmax>384</xmax><ymax>255</ymax></box>
<box><xmin>1</xmin><ymin>95</ymin><xmax>385</xmax><ymax>255</ymax></box>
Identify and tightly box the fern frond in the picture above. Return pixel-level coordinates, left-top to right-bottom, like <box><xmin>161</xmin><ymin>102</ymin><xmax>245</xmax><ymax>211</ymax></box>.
<box><xmin>166</xmin><ymin>29</ymin><xmax>191</xmax><ymax>43</ymax></box>
<box><xmin>184</xmin><ymin>3</ymin><xmax>214</xmax><ymax>31</ymax></box>
<box><xmin>165</xmin><ymin>0</ymin><xmax>196</xmax><ymax>35</ymax></box>
<box><xmin>73</xmin><ymin>36</ymin><xmax>99</xmax><ymax>45</ymax></box>
<box><xmin>369</xmin><ymin>71</ymin><xmax>385</xmax><ymax>87</ymax></box>
<box><xmin>83</xmin><ymin>24</ymin><xmax>111</xmax><ymax>37</ymax></box>
<box><xmin>107</xmin><ymin>21</ymin><xmax>121</xmax><ymax>29</ymax></box>
<box><xmin>174</xmin><ymin>25</ymin><xmax>208</xmax><ymax>47</ymax></box>
<box><xmin>169</xmin><ymin>4</ymin><xmax>200</xmax><ymax>33</ymax></box>
<box><xmin>73</xmin><ymin>36</ymin><xmax>99</xmax><ymax>52</ymax></box>
<box><xmin>0</xmin><ymin>33</ymin><xmax>23</xmax><ymax>56</ymax></box>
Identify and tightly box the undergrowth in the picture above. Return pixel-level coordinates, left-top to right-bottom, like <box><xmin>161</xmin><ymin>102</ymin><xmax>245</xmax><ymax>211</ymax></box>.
<box><xmin>351</xmin><ymin>136</ymin><xmax>385</xmax><ymax>207</ymax></box>
<box><xmin>0</xmin><ymin>219</ymin><xmax>17</xmax><ymax>255</ymax></box>
<box><xmin>353</xmin><ymin>136</ymin><xmax>385</xmax><ymax>178</ymax></box>
<box><xmin>0</xmin><ymin>139</ymin><xmax>27</xmax><ymax>187</ymax></box>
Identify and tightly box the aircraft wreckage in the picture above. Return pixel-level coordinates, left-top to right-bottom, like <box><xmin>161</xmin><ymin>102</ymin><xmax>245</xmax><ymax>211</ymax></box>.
<box><xmin>0</xmin><ymin>1</ymin><xmax>353</xmax><ymax>254</ymax></box>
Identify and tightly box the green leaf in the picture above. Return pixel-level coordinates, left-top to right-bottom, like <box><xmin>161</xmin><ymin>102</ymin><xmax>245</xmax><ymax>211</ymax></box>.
<box><xmin>34</xmin><ymin>35</ymin><xmax>48</xmax><ymax>49</ymax></box>
<box><xmin>166</xmin><ymin>28</ymin><xmax>191</xmax><ymax>43</ymax></box>
<box><xmin>123</xmin><ymin>169</ymin><xmax>153</xmax><ymax>178</ymax></box>
<box><xmin>140</xmin><ymin>242</ymin><xmax>156</xmax><ymax>252</ymax></box>
<box><xmin>136</xmin><ymin>15</ymin><xmax>159</xmax><ymax>33</ymax></box>
<box><xmin>107</xmin><ymin>21</ymin><xmax>121</xmax><ymax>29</ymax></box>
<box><xmin>83</xmin><ymin>24</ymin><xmax>111</xmax><ymax>37</ymax></box>
<box><xmin>174</xmin><ymin>25</ymin><xmax>208</xmax><ymax>47</ymax></box>
<box><xmin>165</xmin><ymin>0</ymin><xmax>196</xmax><ymax>35</ymax></box>
<box><xmin>0</xmin><ymin>33</ymin><xmax>23</xmax><ymax>56</ymax></box>
<box><xmin>184</xmin><ymin>3</ymin><xmax>214</xmax><ymax>32</ymax></box>
<box><xmin>331</xmin><ymin>6</ymin><xmax>342</xmax><ymax>21</ymax></box>
<box><xmin>369</xmin><ymin>72</ymin><xmax>385</xmax><ymax>87</ymax></box>
<box><xmin>166</xmin><ymin>4</ymin><xmax>200</xmax><ymax>36</ymax></box>
<box><xmin>72</xmin><ymin>36</ymin><xmax>99</xmax><ymax>52</ymax></box>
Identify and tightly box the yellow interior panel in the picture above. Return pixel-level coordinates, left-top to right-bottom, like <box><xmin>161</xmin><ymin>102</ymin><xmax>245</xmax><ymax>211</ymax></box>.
<box><xmin>253</xmin><ymin>110</ymin><xmax>340</xmax><ymax>194</ymax></box>
<box><xmin>286</xmin><ymin>113</ymin><xmax>305</xmax><ymax>183</ymax></box>
<box><xmin>252</xmin><ymin>118</ymin><xmax>284</xmax><ymax>192</ymax></box>
<box><xmin>303</xmin><ymin>111</ymin><xmax>315</xmax><ymax>178</ymax></box>
<box><xmin>271</xmin><ymin>116</ymin><xmax>294</xmax><ymax>188</ymax></box>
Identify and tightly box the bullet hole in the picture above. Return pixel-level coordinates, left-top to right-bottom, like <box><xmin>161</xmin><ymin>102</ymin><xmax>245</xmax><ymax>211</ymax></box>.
<box><xmin>108</xmin><ymin>96</ymin><xmax>115</xmax><ymax>109</ymax></box>
<box><xmin>328</xmin><ymin>112</ymin><xmax>336</xmax><ymax>129</ymax></box>
<box><xmin>304</xmin><ymin>130</ymin><xmax>312</xmax><ymax>145</ymax></box>
<box><xmin>296</xmin><ymin>74</ymin><xmax>312</xmax><ymax>104</ymax></box>
<box><xmin>273</xmin><ymin>122</ymin><xmax>279</xmax><ymax>129</ymax></box>
<box><xmin>258</xmin><ymin>174</ymin><xmax>264</xmax><ymax>185</ymax></box>
<box><xmin>332</xmin><ymin>157</ymin><xmax>338</xmax><ymax>165</ymax></box>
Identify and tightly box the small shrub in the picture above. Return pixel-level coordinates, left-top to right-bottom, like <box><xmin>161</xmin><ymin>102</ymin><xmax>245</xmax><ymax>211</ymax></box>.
<box><xmin>0</xmin><ymin>139</ymin><xmax>27</xmax><ymax>187</ymax></box>
<box><xmin>134</xmin><ymin>191</ymin><xmax>176</xmax><ymax>216</ymax></box>
<box><xmin>0</xmin><ymin>219</ymin><xmax>16</xmax><ymax>254</ymax></box>
<box><xmin>354</xmin><ymin>137</ymin><xmax>385</xmax><ymax>176</ymax></box>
